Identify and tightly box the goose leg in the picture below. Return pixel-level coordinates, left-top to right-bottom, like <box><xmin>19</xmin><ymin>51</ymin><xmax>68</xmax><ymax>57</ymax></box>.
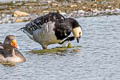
<box><xmin>59</xmin><ymin>36</ymin><xmax>75</xmax><ymax>44</ymax></box>
<box><xmin>62</xmin><ymin>43</ymin><xmax>66</xmax><ymax>48</ymax></box>
<box><xmin>42</xmin><ymin>45</ymin><xmax>48</xmax><ymax>49</ymax></box>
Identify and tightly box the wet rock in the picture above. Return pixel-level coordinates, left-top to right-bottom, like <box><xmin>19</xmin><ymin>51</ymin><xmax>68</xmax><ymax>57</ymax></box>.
<box><xmin>70</xmin><ymin>4</ymin><xmax>77</xmax><ymax>8</ymax></box>
<box><xmin>0</xmin><ymin>13</ymin><xmax>31</xmax><ymax>24</ymax></box>
<box><xmin>15</xmin><ymin>17</ymin><xmax>29</xmax><ymax>23</ymax></box>
<box><xmin>13</xmin><ymin>10</ymin><xmax>30</xmax><ymax>17</ymax></box>
<box><xmin>0</xmin><ymin>8</ymin><xmax>120</xmax><ymax>24</ymax></box>
<box><xmin>68</xmin><ymin>8</ymin><xmax>120</xmax><ymax>17</ymax></box>
<box><xmin>51</xmin><ymin>3</ymin><xmax>58</xmax><ymax>7</ymax></box>
<box><xmin>42</xmin><ymin>10</ymin><xmax>49</xmax><ymax>14</ymax></box>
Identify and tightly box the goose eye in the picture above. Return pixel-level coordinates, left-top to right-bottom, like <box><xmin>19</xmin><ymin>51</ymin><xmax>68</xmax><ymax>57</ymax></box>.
<box><xmin>79</xmin><ymin>32</ymin><xmax>81</xmax><ymax>35</ymax></box>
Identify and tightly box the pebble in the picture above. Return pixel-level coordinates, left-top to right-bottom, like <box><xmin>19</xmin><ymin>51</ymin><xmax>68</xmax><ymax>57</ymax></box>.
<box><xmin>0</xmin><ymin>8</ymin><xmax>120</xmax><ymax>24</ymax></box>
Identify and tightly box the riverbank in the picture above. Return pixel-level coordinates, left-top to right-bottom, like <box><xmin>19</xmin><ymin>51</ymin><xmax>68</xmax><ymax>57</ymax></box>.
<box><xmin>0</xmin><ymin>0</ymin><xmax>120</xmax><ymax>24</ymax></box>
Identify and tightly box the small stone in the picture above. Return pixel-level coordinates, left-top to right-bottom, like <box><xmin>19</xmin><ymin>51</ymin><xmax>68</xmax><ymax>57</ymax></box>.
<box><xmin>67</xmin><ymin>43</ymin><xmax>72</xmax><ymax>48</ymax></box>
<box><xmin>73</xmin><ymin>49</ymin><xmax>80</xmax><ymax>52</ymax></box>
<box><xmin>14</xmin><ymin>10</ymin><xmax>29</xmax><ymax>17</ymax></box>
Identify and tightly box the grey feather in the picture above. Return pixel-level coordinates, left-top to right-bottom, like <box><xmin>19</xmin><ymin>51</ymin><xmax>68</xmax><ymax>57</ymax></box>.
<box><xmin>23</xmin><ymin>29</ymin><xmax>34</xmax><ymax>40</ymax></box>
<box><xmin>33</xmin><ymin>21</ymin><xmax>61</xmax><ymax>46</ymax></box>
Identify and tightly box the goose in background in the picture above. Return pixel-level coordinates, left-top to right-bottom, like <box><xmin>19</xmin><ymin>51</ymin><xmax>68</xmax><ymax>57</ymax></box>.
<box><xmin>20</xmin><ymin>12</ymin><xmax>82</xmax><ymax>49</ymax></box>
<box><xmin>0</xmin><ymin>35</ymin><xmax>26</xmax><ymax>64</ymax></box>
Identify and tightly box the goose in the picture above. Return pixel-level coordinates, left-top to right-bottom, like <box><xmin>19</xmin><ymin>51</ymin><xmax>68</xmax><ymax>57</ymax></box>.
<box><xmin>0</xmin><ymin>35</ymin><xmax>26</xmax><ymax>64</ymax></box>
<box><xmin>21</xmin><ymin>12</ymin><xmax>82</xmax><ymax>49</ymax></box>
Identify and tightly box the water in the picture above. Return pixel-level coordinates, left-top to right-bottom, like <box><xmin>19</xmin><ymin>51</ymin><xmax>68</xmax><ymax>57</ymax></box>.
<box><xmin>0</xmin><ymin>15</ymin><xmax>120</xmax><ymax>80</ymax></box>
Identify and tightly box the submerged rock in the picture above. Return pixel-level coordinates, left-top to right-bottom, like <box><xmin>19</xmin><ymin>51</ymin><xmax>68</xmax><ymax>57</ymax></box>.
<box><xmin>29</xmin><ymin>45</ymin><xmax>81</xmax><ymax>55</ymax></box>
<box><xmin>0</xmin><ymin>62</ymin><xmax>16</xmax><ymax>66</ymax></box>
<box><xmin>31</xmin><ymin>47</ymin><xmax>68</xmax><ymax>54</ymax></box>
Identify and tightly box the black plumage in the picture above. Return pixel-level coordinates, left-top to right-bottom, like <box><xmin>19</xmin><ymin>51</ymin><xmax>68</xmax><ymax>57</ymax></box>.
<box><xmin>23</xmin><ymin>12</ymin><xmax>65</xmax><ymax>35</ymax></box>
<box><xmin>21</xmin><ymin>12</ymin><xmax>82</xmax><ymax>49</ymax></box>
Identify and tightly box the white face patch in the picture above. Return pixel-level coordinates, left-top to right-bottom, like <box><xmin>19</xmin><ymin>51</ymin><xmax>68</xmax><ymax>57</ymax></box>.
<box><xmin>72</xmin><ymin>27</ymin><xmax>82</xmax><ymax>38</ymax></box>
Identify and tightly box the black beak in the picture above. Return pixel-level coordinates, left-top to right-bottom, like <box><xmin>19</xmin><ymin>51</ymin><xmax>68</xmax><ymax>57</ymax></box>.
<box><xmin>76</xmin><ymin>37</ymin><xmax>79</xmax><ymax>43</ymax></box>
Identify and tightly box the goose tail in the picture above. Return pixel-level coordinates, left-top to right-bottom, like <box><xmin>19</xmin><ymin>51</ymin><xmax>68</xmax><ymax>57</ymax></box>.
<box><xmin>19</xmin><ymin>27</ymin><xmax>34</xmax><ymax>40</ymax></box>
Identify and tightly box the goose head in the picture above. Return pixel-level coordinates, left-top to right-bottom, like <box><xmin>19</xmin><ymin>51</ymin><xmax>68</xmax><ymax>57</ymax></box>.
<box><xmin>3</xmin><ymin>35</ymin><xmax>18</xmax><ymax>49</ymax></box>
<box><xmin>69</xmin><ymin>18</ymin><xmax>82</xmax><ymax>43</ymax></box>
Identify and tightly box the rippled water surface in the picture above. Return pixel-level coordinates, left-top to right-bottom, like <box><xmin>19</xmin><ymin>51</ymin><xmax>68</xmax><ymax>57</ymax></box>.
<box><xmin>0</xmin><ymin>15</ymin><xmax>120</xmax><ymax>80</ymax></box>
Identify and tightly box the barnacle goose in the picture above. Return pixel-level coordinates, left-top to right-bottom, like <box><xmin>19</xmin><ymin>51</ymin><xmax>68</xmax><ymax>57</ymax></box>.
<box><xmin>20</xmin><ymin>12</ymin><xmax>82</xmax><ymax>49</ymax></box>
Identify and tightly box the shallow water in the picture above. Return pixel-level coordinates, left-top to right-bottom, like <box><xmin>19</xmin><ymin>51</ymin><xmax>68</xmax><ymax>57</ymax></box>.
<box><xmin>0</xmin><ymin>15</ymin><xmax>120</xmax><ymax>80</ymax></box>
